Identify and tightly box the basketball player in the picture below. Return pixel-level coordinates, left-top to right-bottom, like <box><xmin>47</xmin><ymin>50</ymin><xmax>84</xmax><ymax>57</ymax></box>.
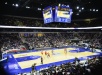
<box><xmin>41</xmin><ymin>56</ymin><xmax>43</xmax><ymax>64</ymax></box>
<box><xmin>32</xmin><ymin>64</ymin><xmax>34</xmax><ymax>72</ymax></box>
<box><xmin>45</xmin><ymin>51</ymin><xmax>47</xmax><ymax>56</ymax></box>
<box><xmin>47</xmin><ymin>52</ymin><xmax>50</xmax><ymax>58</ymax></box>
<box><xmin>91</xmin><ymin>44</ymin><xmax>94</xmax><ymax>52</ymax></box>
<box><xmin>32</xmin><ymin>63</ymin><xmax>36</xmax><ymax>73</ymax></box>
<box><xmin>64</xmin><ymin>48</ymin><xmax>67</xmax><ymax>55</ymax></box>
<box><xmin>41</xmin><ymin>51</ymin><xmax>43</xmax><ymax>55</ymax></box>
<box><xmin>77</xmin><ymin>48</ymin><xmax>80</xmax><ymax>53</ymax></box>
<box><xmin>52</xmin><ymin>50</ymin><xmax>54</xmax><ymax>55</ymax></box>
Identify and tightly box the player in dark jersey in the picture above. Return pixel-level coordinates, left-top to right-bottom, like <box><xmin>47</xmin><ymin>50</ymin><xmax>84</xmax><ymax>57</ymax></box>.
<box><xmin>41</xmin><ymin>56</ymin><xmax>43</xmax><ymax>64</ymax></box>
<box><xmin>32</xmin><ymin>63</ymin><xmax>36</xmax><ymax>73</ymax></box>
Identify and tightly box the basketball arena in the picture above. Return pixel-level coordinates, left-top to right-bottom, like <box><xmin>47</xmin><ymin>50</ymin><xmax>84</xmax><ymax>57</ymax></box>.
<box><xmin>0</xmin><ymin>0</ymin><xmax>102</xmax><ymax>75</ymax></box>
<box><xmin>1</xmin><ymin>46</ymin><xmax>102</xmax><ymax>75</ymax></box>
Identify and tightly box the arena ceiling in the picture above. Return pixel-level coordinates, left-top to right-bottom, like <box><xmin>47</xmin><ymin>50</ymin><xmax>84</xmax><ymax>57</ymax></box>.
<box><xmin>0</xmin><ymin>0</ymin><xmax>101</xmax><ymax>18</ymax></box>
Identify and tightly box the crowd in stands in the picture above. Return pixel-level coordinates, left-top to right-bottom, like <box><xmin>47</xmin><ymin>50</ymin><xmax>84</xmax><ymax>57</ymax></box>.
<box><xmin>23</xmin><ymin>33</ymin><xmax>102</xmax><ymax>49</ymax></box>
<box><xmin>0</xmin><ymin>15</ymin><xmax>45</xmax><ymax>27</ymax></box>
<box><xmin>37</xmin><ymin>56</ymin><xmax>102</xmax><ymax>75</ymax></box>
<box><xmin>0</xmin><ymin>32</ymin><xmax>102</xmax><ymax>51</ymax></box>
<box><xmin>0</xmin><ymin>33</ymin><xmax>25</xmax><ymax>52</ymax></box>
<box><xmin>24</xmin><ymin>33</ymin><xmax>70</xmax><ymax>49</ymax></box>
<box><xmin>26</xmin><ymin>36</ymin><xmax>51</xmax><ymax>49</ymax></box>
<box><xmin>0</xmin><ymin>15</ymin><xmax>101</xmax><ymax>27</ymax></box>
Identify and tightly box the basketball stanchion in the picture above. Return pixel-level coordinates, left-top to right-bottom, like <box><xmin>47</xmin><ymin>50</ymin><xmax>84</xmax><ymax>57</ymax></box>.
<box><xmin>0</xmin><ymin>51</ymin><xmax>7</xmax><ymax>62</ymax></box>
<box><xmin>2</xmin><ymin>51</ymin><xmax>7</xmax><ymax>59</ymax></box>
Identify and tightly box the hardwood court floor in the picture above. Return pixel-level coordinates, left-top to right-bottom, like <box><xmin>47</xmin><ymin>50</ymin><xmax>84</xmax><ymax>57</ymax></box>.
<box><xmin>13</xmin><ymin>48</ymin><xmax>97</xmax><ymax>69</ymax></box>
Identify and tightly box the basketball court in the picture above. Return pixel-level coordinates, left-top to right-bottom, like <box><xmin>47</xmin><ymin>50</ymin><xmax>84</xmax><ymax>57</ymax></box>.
<box><xmin>3</xmin><ymin>47</ymin><xmax>101</xmax><ymax>75</ymax></box>
<box><xmin>13</xmin><ymin>47</ymin><xmax>99</xmax><ymax>69</ymax></box>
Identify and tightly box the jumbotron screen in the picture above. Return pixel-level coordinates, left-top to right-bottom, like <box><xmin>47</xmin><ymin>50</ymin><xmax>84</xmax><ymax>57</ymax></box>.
<box><xmin>43</xmin><ymin>6</ymin><xmax>53</xmax><ymax>24</ymax></box>
<box><xmin>43</xmin><ymin>4</ymin><xmax>73</xmax><ymax>24</ymax></box>
<box><xmin>55</xmin><ymin>4</ymin><xmax>73</xmax><ymax>23</ymax></box>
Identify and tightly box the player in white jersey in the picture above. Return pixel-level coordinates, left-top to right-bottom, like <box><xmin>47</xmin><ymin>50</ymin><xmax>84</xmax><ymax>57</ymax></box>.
<box><xmin>77</xmin><ymin>48</ymin><xmax>80</xmax><ymax>53</ymax></box>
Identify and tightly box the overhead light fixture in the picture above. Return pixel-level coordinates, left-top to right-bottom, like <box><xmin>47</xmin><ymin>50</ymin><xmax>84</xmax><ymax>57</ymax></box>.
<box><xmin>58</xmin><ymin>4</ymin><xmax>61</xmax><ymax>6</ymax></box>
<box><xmin>38</xmin><ymin>8</ymin><xmax>41</xmax><ymax>10</ymax></box>
<box><xmin>15</xmin><ymin>4</ymin><xmax>19</xmax><ymax>7</ymax></box>
<box><xmin>76</xmin><ymin>13</ymin><xmax>79</xmax><ymax>15</ymax></box>
<box><xmin>79</xmin><ymin>10</ymin><xmax>81</xmax><ymax>12</ymax></box>
<box><xmin>76</xmin><ymin>6</ymin><xmax>79</xmax><ymax>9</ymax></box>
<box><xmin>5</xmin><ymin>2</ymin><xmax>7</xmax><ymax>4</ymax></box>
<box><xmin>82</xmin><ymin>7</ymin><xmax>84</xmax><ymax>10</ymax></box>
<box><xmin>12</xmin><ymin>4</ymin><xmax>14</xmax><ymax>6</ymax></box>
<box><xmin>26</xmin><ymin>6</ymin><xmax>30</xmax><ymax>8</ymax></box>
<box><xmin>93</xmin><ymin>9</ymin><xmax>95</xmax><ymax>11</ymax></box>
<box><xmin>96</xmin><ymin>9</ymin><xmax>98</xmax><ymax>12</ymax></box>
<box><xmin>90</xmin><ymin>9</ymin><xmax>92</xmax><ymax>11</ymax></box>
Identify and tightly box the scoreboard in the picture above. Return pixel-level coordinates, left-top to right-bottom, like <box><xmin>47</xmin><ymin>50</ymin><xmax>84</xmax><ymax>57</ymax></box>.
<box><xmin>43</xmin><ymin>6</ymin><xmax>53</xmax><ymax>24</ymax></box>
<box><xmin>55</xmin><ymin>5</ymin><xmax>72</xmax><ymax>23</ymax></box>
<box><xmin>43</xmin><ymin>4</ymin><xmax>73</xmax><ymax>24</ymax></box>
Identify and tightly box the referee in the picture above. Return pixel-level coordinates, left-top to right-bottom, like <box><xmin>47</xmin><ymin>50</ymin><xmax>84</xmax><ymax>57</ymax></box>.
<box><xmin>32</xmin><ymin>63</ymin><xmax>36</xmax><ymax>73</ymax></box>
<box><xmin>41</xmin><ymin>56</ymin><xmax>43</xmax><ymax>64</ymax></box>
